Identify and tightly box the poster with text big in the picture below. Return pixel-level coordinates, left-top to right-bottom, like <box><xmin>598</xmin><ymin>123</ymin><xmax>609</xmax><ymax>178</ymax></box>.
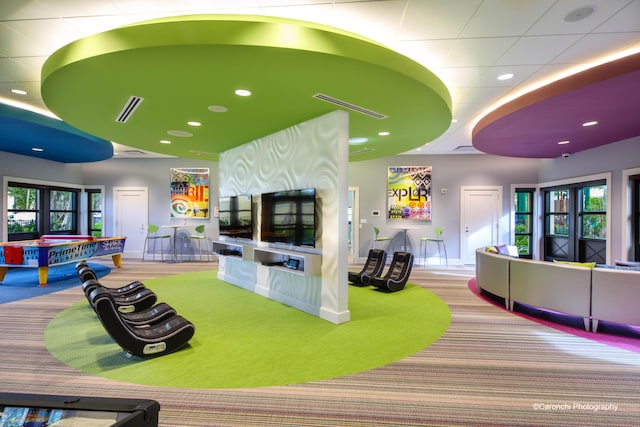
<box><xmin>170</xmin><ymin>168</ymin><xmax>210</xmax><ymax>218</ymax></box>
<box><xmin>387</xmin><ymin>166</ymin><xmax>432</xmax><ymax>220</ymax></box>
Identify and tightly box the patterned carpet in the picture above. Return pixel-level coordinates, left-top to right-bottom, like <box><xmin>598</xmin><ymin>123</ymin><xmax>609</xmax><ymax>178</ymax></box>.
<box><xmin>1</xmin><ymin>260</ymin><xmax>639</xmax><ymax>426</ymax></box>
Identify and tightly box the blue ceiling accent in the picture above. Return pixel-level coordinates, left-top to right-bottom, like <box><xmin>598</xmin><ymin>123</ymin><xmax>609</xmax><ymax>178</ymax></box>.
<box><xmin>0</xmin><ymin>103</ymin><xmax>113</xmax><ymax>163</ymax></box>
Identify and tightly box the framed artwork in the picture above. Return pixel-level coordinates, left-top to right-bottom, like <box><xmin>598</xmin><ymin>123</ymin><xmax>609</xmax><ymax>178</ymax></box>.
<box><xmin>387</xmin><ymin>166</ymin><xmax>432</xmax><ymax>221</ymax></box>
<box><xmin>170</xmin><ymin>168</ymin><xmax>210</xmax><ymax>218</ymax></box>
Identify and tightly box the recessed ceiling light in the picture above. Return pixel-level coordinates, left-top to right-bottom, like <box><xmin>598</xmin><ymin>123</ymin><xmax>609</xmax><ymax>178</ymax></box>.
<box><xmin>11</xmin><ymin>89</ymin><xmax>27</xmax><ymax>95</ymax></box>
<box><xmin>451</xmin><ymin>119</ymin><xmax>458</xmax><ymax>123</ymax></box>
<box><xmin>235</xmin><ymin>89</ymin><xmax>251</xmax><ymax>97</ymax></box>
<box><xmin>187</xmin><ymin>121</ymin><xmax>201</xmax><ymax>127</ymax></box>
<box><xmin>557</xmin><ymin>140</ymin><xmax>570</xmax><ymax>145</ymax></box>
<box><xmin>208</xmin><ymin>105</ymin><xmax>228</xmax><ymax>113</ymax></box>
<box><xmin>378</xmin><ymin>131</ymin><xmax>390</xmax><ymax>136</ymax></box>
<box><xmin>582</xmin><ymin>121</ymin><xmax>598</xmax><ymax>127</ymax></box>
<box><xmin>167</xmin><ymin>130</ymin><xmax>193</xmax><ymax>137</ymax></box>
<box><xmin>497</xmin><ymin>73</ymin><xmax>514</xmax><ymax>81</ymax></box>
<box><xmin>564</xmin><ymin>6</ymin><xmax>596</xmax><ymax>23</ymax></box>
<box><xmin>31</xmin><ymin>147</ymin><xmax>43</xmax><ymax>152</ymax></box>
<box><xmin>160</xmin><ymin>140</ymin><xmax>171</xmax><ymax>144</ymax></box>
<box><xmin>349</xmin><ymin>137</ymin><xmax>368</xmax><ymax>144</ymax></box>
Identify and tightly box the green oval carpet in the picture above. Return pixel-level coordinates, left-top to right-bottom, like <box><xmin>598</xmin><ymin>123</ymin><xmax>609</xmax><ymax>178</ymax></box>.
<box><xmin>45</xmin><ymin>270</ymin><xmax>450</xmax><ymax>389</ymax></box>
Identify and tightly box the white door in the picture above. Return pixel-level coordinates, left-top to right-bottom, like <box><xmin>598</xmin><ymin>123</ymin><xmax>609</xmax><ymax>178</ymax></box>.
<box><xmin>114</xmin><ymin>187</ymin><xmax>148</xmax><ymax>259</ymax></box>
<box><xmin>460</xmin><ymin>186</ymin><xmax>502</xmax><ymax>264</ymax></box>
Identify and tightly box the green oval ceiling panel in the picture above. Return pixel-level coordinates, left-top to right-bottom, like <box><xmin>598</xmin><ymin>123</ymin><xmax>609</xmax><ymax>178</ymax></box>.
<box><xmin>42</xmin><ymin>14</ymin><xmax>451</xmax><ymax>161</ymax></box>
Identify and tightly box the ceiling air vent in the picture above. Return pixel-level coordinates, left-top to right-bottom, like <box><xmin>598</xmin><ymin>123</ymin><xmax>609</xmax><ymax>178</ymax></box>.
<box><xmin>454</xmin><ymin>145</ymin><xmax>477</xmax><ymax>153</ymax></box>
<box><xmin>351</xmin><ymin>147</ymin><xmax>374</xmax><ymax>155</ymax></box>
<box><xmin>115</xmin><ymin>96</ymin><xmax>144</xmax><ymax>123</ymax></box>
<box><xmin>123</xmin><ymin>149</ymin><xmax>146</xmax><ymax>155</ymax></box>
<box><xmin>313</xmin><ymin>93</ymin><xmax>387</xmax><ymax>119</ymax></box>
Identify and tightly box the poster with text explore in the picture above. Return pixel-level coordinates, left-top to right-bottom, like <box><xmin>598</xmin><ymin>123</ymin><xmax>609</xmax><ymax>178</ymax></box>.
<box><xmin>387</xmin><ymin>166</ymin><xmax>432</xmax><ymax>221</ymax></box>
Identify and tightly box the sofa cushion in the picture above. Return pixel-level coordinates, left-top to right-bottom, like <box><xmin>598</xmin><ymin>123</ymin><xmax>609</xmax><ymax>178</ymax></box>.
<box><xmin>552</xmin><ymin>260</ymin><xmax>596</xmax><ymax>269</ymax></box>
<box><xmin>596</xmin><ymin>263</ymin><xmax>640</xmax><ymax>271</ymax></box>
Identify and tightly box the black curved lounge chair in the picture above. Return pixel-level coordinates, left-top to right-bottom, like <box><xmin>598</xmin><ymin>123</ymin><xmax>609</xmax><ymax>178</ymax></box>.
<box><xmin>81</xmin><ymin>278</ymin><xmax>176</xmax><ymax>327</ymax></box>
<box><xmin>83</xmin><ymin>279</ymin><xmax>157</xmax><ymax>313</ymax></box>
<box><xmin>371</xmin><ymin>251</ymin><xmax>414</xmax><ymax>292</ymax></box>
<box><xmin>117</xmin><ymin>303</ymin><xmax>178</xmax><ymax>327</ymax></box>
<box><xmin>89</xmin><ymin>288</ymin><xmax>195</xmax><ymax>359</ymax></box>
<box><xmin>348</xmin><ymin>249</ymin><xmax>387</xmax><ymax>286</ymax></box>
<box><xmin>76</xmin><ymin>263</ymin><xmax>146</xmax><ymax>296</ymax></box>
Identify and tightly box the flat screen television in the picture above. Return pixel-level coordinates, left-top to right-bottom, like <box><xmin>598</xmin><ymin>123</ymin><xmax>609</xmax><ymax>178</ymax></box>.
<box><xmin>218</xmin><ymin>194</ymin><xmax>253</xmax><ymax>240</ymax></box>
<box><xmin>261</xmin><ymin>188</ymin><xmax>316</xmax><ymax>247</ymax></box>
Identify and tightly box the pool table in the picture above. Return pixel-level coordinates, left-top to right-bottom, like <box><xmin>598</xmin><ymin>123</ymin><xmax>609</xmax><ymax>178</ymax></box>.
<box><xmin>0</xmin><ymin>235</ymin><xmax>126</xmax><ymax>286</ymax></box>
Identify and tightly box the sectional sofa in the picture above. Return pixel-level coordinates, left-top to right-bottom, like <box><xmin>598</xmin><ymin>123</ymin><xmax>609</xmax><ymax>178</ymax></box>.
<box><xmin>475</xmin><ymin>248</ymin><xmax>640</xmax><ymax>332</ymax></box>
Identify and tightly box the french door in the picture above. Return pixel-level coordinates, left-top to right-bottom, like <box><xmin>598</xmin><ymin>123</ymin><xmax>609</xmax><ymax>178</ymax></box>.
<box><xmin>543</xmin><ymin>181</ymin><xmax>607</xmax><ymax>263</ymax></box>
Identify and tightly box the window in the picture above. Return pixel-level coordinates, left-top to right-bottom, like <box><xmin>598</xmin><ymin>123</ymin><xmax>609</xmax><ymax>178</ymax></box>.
<box><xmin>543</xmin><ymin>180</ymin><xmax>606</xmax><ymax>263</ymax></box>
<box><xmin>631</xmin><ymin>174</ymin><xmax>640</xmax><ymax>261</ymax></box>
<box><xmin>49</xmin><ymin>190</ymin><xmax>77</xmax><ymax>232</ymax></box>
<box><xmin>547</xmin><ymin>189</ymin><xmax>569</xmax><ymax>236</ymax></box>
<box><xmin>579</xmin><ymin>185</ymin><xmax>606</xmax><ymax>239</ymax></box>
<box><xmin>7</xmin><ymin>185</ymin><xmax>40</xmax><ymax>240</ymax></box>
<box><xmin>514</xmin><ymin>189</ymin><xmax>534</xmax><ymax>258</ymax></box>
<box><xmin>87</xmin><ymin>190</ymin><xmax>103</xmax><ymax>237</ymax></box>
<box><xmin>6</xmin><ymin>182</ymin><xmax>79</xmax><ymax>241</ymax></box>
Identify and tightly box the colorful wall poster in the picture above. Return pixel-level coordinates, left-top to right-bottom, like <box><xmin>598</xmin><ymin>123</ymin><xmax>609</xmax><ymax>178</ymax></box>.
<box><xmin>170</xmin><ymin>168</ymin><xmax>210</xmax><ymax>218</ymax></box>
<box><xmin>387</xmin><ymin>166</ymin><xmax>432</xmax><ymax>221</ymax></box>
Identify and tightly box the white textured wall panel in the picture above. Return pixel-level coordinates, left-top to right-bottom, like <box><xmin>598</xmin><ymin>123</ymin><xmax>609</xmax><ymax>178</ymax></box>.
<box><xmin>219</xmin><ymin>111</ymin><xmax>350</xmax><ymax>323</ymax></box>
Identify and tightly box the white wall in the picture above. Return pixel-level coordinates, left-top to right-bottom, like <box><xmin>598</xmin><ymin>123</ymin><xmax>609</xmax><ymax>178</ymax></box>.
<box><xmin>348</xmin><ymin>153</ymin><xmax>541</xmax><ymax>261</ymax></box>
<box><xmin>81</xmin><ymin>157</ymin><xmax>218</xmax><ymax>237</ymax></box>
<box><xmin>1</xmin><ymin>134</ymin><xmax>637</xmax><ymax>264</ymax></box>
<box><xmin>219</xmin><ymin>110</ymin><xmax>350</xmax><ymax>323</ymax></box>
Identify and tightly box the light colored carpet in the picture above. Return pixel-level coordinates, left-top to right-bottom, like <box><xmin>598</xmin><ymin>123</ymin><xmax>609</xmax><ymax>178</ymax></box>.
<box><xmin>3</xmin><ymin>260</ymin><xmax>640</xmax><ymax>426</ymax></box>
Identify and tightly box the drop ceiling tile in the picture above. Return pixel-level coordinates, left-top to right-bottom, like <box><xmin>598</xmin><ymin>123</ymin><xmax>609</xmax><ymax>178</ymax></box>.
<box><xmin>185</xmin><ymin>0</ymin><xmax>260</xmax><ymax>8</ymax></box>
<box><xmin>394</xmin><ymin>39</ymin><xmax>457</xmax><ymax>68</ymax></box>
<box><xmin>0</xmin><ymin>57</ymin><xmax>41</xmax><ymax>83</ymax></box>
<box><xmin>453</xmin><ymin>86</ymin><xmax>509</xmax><ymax>110</ymax></box>
<box><xmin>398</xmin><ymin>0</ymin><xmax>481</xmax><ymax>40</ymax></box>
<box><xmin>0</xmin><ymin>58</ymin><xmax>24</xmax><ymax>82</ymax></box>
<box><xmin>109</xmin><ymin>0</ymin><xmax>192</xmax><ymax>14</ymax></box>
<box><xmin>596</xmin><ymin>0</ymin><xmax>640</xmax><ymax>32</ymax></box>
<box><xmin>21</xmin><ymin>0</ymin><xmax>122</xmax><ymax>18</ymax></box>
<box><xmin>518</xmin><ymin>63</ymin><xmax>579</xmax><ymax>90</ymax></box>
<box><xmin>461</xmin><ymin>0</ymin><xmax>556</xmax><ymax>37</ymax></box>
<box><xmin>258</xmin><ymin>4</ymin><xmax>334</xmax><ymax>27</ymax></box>
<box><xmin>496</xmin><ymin>35</ymin><xmax>584</xmax><ymax>65</ymax></box>
<box><xmin>432</xmin><ymin>66</ymin><xmax>489</xmax><ymax>89</ymax></box>
<box><xmin>63</xmin><ymin>15</ymin><xmax>134</xmax><ymax>37</ymax></box>
<box><xmin>0</xmin><ymin>23</ymin><xmax>37</xmax><ymax>57</ymax></box>
<box><xmin>332</xmin><ymin>0</ymin><xmax>407</xmax><ymax>43</ymax></box>
<box><xmin>551</xmin><ymin>32</ymin><xmax>640</xmax><ymax>64</ymax></box>
<box><xmin>527</xmin><ymin>0</ymin><xmax>633</xmax><ymax>36</ymax></box>
<box><xmin>258</xmin><ymin>0</ymin><xmax>329</xmax><ymax>5</ymax></box>
<box><xmin>4</xmin><ymin>19</ymin><xmax>84</xmax><ymax>56</ymax></box>
<box><xmin>0</xmin><ymin>0</ymin><xmax>62</xmax><ymax>20</ymax></box>
<box><xmin>474</xmin><ymin>65</ymin><xmax>542</xmax><ymax>88</ymax></box>
<box><xmin>445</xmin><ymin>37</ymin><xmax>519</xmax><ymax>67</ymax></box>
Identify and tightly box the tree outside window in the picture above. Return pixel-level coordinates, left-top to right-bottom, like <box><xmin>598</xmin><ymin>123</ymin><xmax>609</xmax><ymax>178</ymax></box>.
<box><xmin>7</xmin><ymin>186</ymin><xmax>39</xmax><ymax>234</ymax></box>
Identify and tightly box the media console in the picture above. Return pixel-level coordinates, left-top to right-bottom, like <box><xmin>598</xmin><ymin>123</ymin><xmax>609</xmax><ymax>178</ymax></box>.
<box><xmin>212</xmin><ymin>240</ymin><xmax>255</xmax><ymax>262</ymax></box>
<box><xmin>253</xmin><ymin>247</ymin><xmax>321</xmax><ymax>276</ymax></box>
<box><xmin>213</xmin><ymin>240</ymin><xmax>321</xmax><ymax>275</ymax></box>
<box><xmin>212</xmin><ymin>239</ymin><xmax>332</xmax><ymax>321</ymax></box>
